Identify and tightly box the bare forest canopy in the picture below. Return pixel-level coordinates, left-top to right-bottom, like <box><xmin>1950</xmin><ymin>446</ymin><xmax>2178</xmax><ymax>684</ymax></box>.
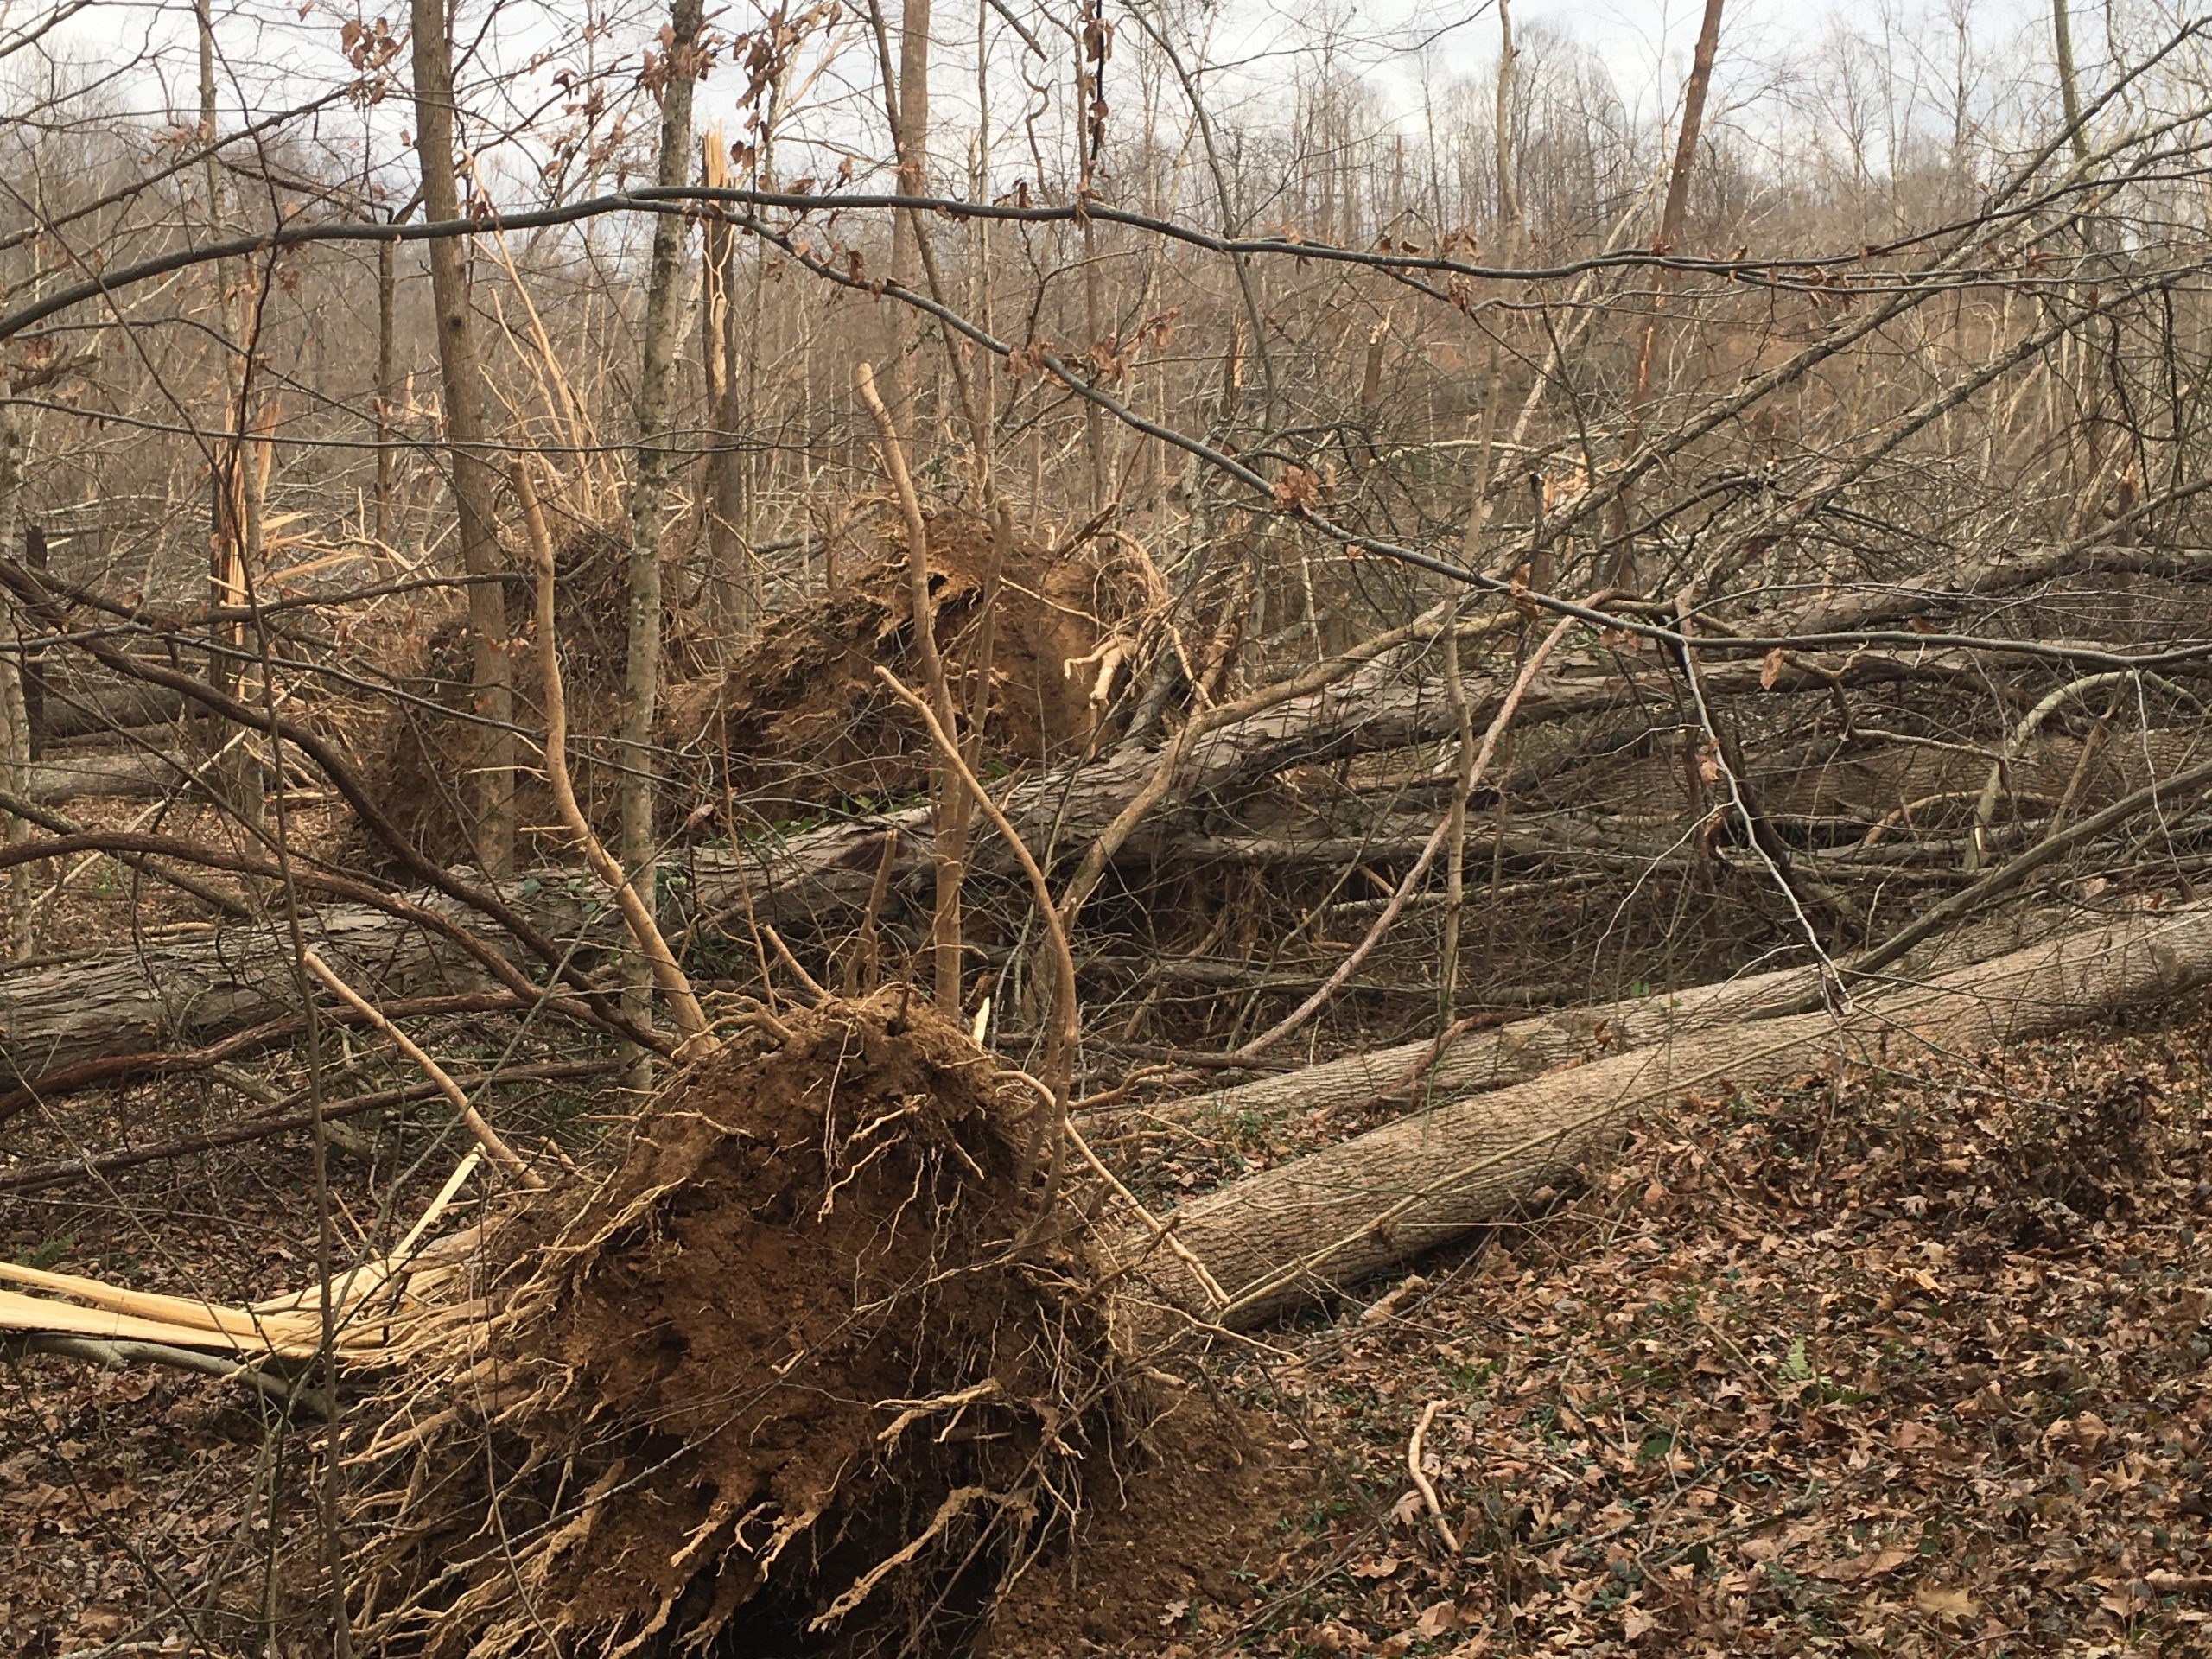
<box><xmin>4</xmin><ymin>0</ymin><xmax>2212</xmax><ymax>1652</ymax></box>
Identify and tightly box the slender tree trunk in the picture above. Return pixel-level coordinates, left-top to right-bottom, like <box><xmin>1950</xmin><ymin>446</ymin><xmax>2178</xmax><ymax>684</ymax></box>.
<box><xmin>1493</xmin><ymin>0</ymin><xmax>1521</xmax><ymax>247</ymax></box>
<box><xmin>374</xmin><ymin>233</ymin><xmax>397</xmax><ymax>548</ymax></box>
<box><xmin>1077</xmin><ymin>0</ymin><xmax>1109</xmax><ymax>512</ymax></box>
<box><xmin>2052</xmin><ymin>0</ymin><xmax>2090</xmax><ymax>165</ymax></box>
<box><xmin>1654</xmin><ymin>0</ymin><xmax>1726</xmax><ymax>268</ymax></box>
<box><xmin>0</xmin><ymin>396</ymin><xmax>33</xmax><ymax>960</ymax></box>
<box><xmin>619</xmin><ymin>0</ymin><xmax>708</xmax><ymax>1081</ymax></box>
<box><xmin>2051</xmin><ymin>2</ymin><xmax>2111</xmax><ymax>534</ymax></box>
<box><xmin>194</xmin><ymin>0</ymin><xmax>263</xmax><ymax>831</ymax></box>
<box><xmin>701</xmin><ymin>127</ymin><xmax>760</xmax><ymax>635</ymax></box>
<box><xmin>885</xmin><ymin>0</ymin><xmax>931</xmax><ymax>435</ymax></box>
<box><xmin>408</xmin><ymin>0</ymin><xmax>513</xmax><ymax>879</ymax></box>
<box><xmin>1613</xmin><ymin>0</ymin><xmax>1726</xmax><ymax>593</ymax></box>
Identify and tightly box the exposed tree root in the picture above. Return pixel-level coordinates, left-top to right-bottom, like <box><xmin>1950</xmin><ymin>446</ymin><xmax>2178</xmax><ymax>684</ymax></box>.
<box><xmin>340</xmin><ymin>991</ymin><xmax>1137</xmax><ymax>1659</ymax></box>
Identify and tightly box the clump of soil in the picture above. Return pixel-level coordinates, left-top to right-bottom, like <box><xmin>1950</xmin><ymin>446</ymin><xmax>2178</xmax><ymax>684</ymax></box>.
<box><xmin>344</xmin><ymin>992</ymin><xmax>1134</xmax><ymax>1659</ymax></box>
<box><xmin>362</xmin><ymin>508</ymin><xmax>1154</xmax><ymax>868</ymax></box>
<box><xmin>658</xmin><ymin>508</ymin><xmax>1157</xmax><ymax>815</ymax></box>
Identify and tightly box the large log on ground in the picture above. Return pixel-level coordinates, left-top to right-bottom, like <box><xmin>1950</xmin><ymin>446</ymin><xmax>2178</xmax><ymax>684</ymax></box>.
<box><xmin>32</xmin><ymin>676</ymin><xmax>188</xmax><ymax>744</ymax></box>
<box><xmin>0</xmin><ymin>889</ymin><xmax>599</xmax><ymax>1089</ymax></box>
<box><xmin>1149</xmin><ymin>900</ymin><xmax>2212</xmax><ymax>1326</ymax></box>
<box><xmin>1161</xmin><ymin>909</ymin><xmax>2070</xmax><ymax>1129</ymax></box>
<box><xmin>0</xmin><ymin>643</ymin><xmax>2027</xmax><ymax>1085</ymax></box>
<box><xmin>676</xmin><ymin>642</ymin><xmax>1995</xmax><ymax>924</ymax></box>
<box><xmin>22</xmin><ymin>751</ymin><xmax>182</xmax><ymax>803</ymax></box>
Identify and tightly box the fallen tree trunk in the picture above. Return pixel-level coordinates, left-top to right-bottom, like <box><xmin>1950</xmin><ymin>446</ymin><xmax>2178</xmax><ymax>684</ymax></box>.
<box><xmin>675</xmin><ymin>642</ymin><xmax>1998</xmax><ymax>917</ymax></box>
<box><xmin>1149</xmin><ymin>899</ymin><xmax>2212</xmax><ymax>1326</ymax></box>
<box><xmin>0</xmin><ymin>642</ymin><xmax>2050</xmax><ymax>1085</ymax></box>
<box><xmin>33</xmin><ymin>677</ymin><xmax>188</xmax><ymax>745</ymax></box>
<box><xmin>1150</xmin><ymin>906</ymin><xmax>2070</xmax><ymax>1128</ymax></box>
<box><xmin>0</xmin><ymin>887</ymin><xmax>600</xmax><ymax>1090</ymax></box>
<box><xmin>1774</xmin><ymin>541</ymin><xmax>2212</xmax><ymax>639</ymax></box>
<box><xmin>22</xmin><ymin>750</ymin><xmax>184</xmax><ymax>802</ymax></box>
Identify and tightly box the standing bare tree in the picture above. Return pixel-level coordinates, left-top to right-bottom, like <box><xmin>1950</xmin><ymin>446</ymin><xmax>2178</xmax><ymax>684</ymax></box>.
<box><xmin>618</xmin><ymin>0</ymin><xmax>709</xmax><ymax>1077</ymax></box>
<box><xmin>409</xmin><ymin>0</ymin><xmax>513</xmax><ymax>878</ymax></box>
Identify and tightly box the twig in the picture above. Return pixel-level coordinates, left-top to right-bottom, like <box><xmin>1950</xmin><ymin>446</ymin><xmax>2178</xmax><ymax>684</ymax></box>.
<box><xmin>1847</xmin><ymin>748</ymin><xmax>2212</xmax><ymax>981</ymax></box>
<box><xmin>762</xmin><ymin>925</ymin><xmax>832</xmax><ymax>1005</ymax></box>
<box><xmin>300</xmin><ymin>949</ymin><xmax>542</xmax><ymax>1187</ymax></box>
<box><xmin>1006</xmin><ymin>1065</ymin><xmax>1230</xmax><ymax>1310</ymax></box>
<box><xmin>512</xmin><ymin>454</ymin><xmax>716</xmax><ymax>1059</ymax></box>
<box><xmin>1229</xmin><ymin>611</ymin><xmax>1578</xmax><ymax>1061</ymax></box>
<box><xmin>876</xmin><ymin>665</ymin><xmax>1077</xmax><ymax>1206</ymax></box>
<box><xmin>1407</xmin><ymin>1399</ymin><xmax>1461</xmax><ymax>1554</ymax></box>
<box><xmin>3</xmin><ymin>1332</ymin><xmax>333</xmax><ymax>1420</ymax></box>
<box><xmin>855</xmin><ymin>359</ymin><xmax>968</xmax><ymax>1014</ymax></box>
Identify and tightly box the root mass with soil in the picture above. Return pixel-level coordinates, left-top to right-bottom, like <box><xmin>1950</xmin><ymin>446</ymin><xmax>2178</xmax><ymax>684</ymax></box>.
<box><xmin>346</xmin><ymin>993</ymin><xmax>1133</xmax><ymax>1659</ymax></box>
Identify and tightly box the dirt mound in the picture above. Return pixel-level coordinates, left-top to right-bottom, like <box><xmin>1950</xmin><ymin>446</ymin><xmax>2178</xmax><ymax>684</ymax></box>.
<box><xmin>362</xmin><ymin>508</ymin><xmax>1154</xmax><ymax>867</ymax></box>
<box><xmin>658</xmin><ymin>509</ymin><xmax>1157</xmax><ymax>815</ymax></box>
<box><xmin>346</xmin><ymin>993</ymin><xmax>1133</xmax><ymax>1659</ymax></box>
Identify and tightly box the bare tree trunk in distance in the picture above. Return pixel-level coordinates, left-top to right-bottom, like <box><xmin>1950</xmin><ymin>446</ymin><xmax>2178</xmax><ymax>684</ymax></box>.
<box><xmin>408</xmin><ymin>0</ymin><xmax>513</xmax><ymax>880</ymax></box>
<box><xmin>1493</xmin><ymin>0</ymin><xmax>1521</xmax><ymax>248</ymax></box>
<box><xmin>884</xmin><ymin>0</ymin><xmax>931</xmax><ymax>432</ymax></box>
<box><xmin>619</xmin><ymin>0</ymin><xmax>708</xmax><ymax>1083</ymax></box>
<box><xmin>0</xmin><ymin>395</ymin><xmax>34</xmax><ymax>959</ymax></box>
<box><xmin>374</xmin><ymin>232</ymin><xmax>398</xmax><ymax>548</ymax></box>
<box><xmin>194</xmin><ymin>0</ymin><xmax>265</xmax><ymax>832</ymax></box>
<box><xmin>1612</xmin><ymin>0</ymin><xmax>1726</xmax><ymax>592</ymax></box>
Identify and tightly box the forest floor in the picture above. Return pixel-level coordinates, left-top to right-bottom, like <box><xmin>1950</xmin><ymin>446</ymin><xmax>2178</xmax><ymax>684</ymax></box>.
<box><xmin>3</xmin><ymin>986</ymin><xmax>2208</xmax><ymax>1656</ymax></box>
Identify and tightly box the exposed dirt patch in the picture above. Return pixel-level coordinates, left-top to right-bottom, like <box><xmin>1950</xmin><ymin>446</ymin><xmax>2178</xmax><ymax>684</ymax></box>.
<box><xmin>980</xmin><ymin>1389</ymin><xmax>1327</xmax><ymax>1657</ymax></box>
<box><xmin>344</xmin><ymin>992</ymin><xmax>1135</xmax><ymax>1659</ymax></box>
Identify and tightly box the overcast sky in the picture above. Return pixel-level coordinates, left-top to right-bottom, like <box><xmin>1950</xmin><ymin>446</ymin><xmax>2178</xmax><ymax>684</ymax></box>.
<box><xmin>12</xmin><ymin>0</ymin><xmax>2097</xmax><ymax>199</ymax></box>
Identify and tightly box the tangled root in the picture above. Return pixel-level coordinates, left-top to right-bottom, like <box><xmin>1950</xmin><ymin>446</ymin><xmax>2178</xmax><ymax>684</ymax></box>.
<box><xmin>345</xmin><ymin>993</ymin><xmax>1133</xmax><ymax>1658</ymax></box>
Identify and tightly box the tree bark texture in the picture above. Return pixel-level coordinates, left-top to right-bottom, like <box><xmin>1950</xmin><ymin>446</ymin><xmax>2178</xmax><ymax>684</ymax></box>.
<box><xmin>1143</xmin><ymin>900</ymin><xmax>2212</xmax><ymax>1326</ymax></box>
<box><xmin>618</xmin><ymin>0</ymin><xmax>708</xmax><ymax>1076</ymax></box>
<box><xmin>409</xmin><ymin>0</ymin><xmax>514</xmax><ymax>878</ymax></box>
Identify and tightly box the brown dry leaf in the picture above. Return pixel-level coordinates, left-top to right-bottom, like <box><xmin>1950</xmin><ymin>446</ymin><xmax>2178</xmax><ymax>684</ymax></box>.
<box><xmin>1759</xmin><ymin>645</ymin><xmax>1787</xmax><ymax>689</ymax></box>
<box><xmin>1273</xmin><ymin>463</ymin><xmax>1321</xmax><ymax>512</ymax></box>
<box><xmin>1913</xmin><ymin>1585</ymin><xmax>1977</xmax><ymax>1618</ymax></box>
<box><xmin>1410</xmin><ymin>1599</ymin><xmax>1459</xmax><ymax>1637</ymax></box>
<box><xmin>1821</xmin><ymin>1543</ymin><xmax>1915</xmax><ymax>1581</ymax></box>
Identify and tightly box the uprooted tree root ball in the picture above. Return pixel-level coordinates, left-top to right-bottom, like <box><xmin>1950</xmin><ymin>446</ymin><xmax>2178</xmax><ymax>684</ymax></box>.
<box><xmin>342</xmin><ymin>993</ymin><xmax>1137</xmax><ymax>1659</ymax></box>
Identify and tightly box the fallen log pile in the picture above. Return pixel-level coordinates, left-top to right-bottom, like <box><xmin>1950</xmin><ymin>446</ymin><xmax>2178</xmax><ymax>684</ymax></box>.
<box><xmin>4</xmin><ymin>620</ymin><xmax>2202</xmax><ymax>1094</ymax></box>
<box><xmin>4</xmin><ymin>513</ymin><xmax>2210</xmax><ymax>1653</ymax></box>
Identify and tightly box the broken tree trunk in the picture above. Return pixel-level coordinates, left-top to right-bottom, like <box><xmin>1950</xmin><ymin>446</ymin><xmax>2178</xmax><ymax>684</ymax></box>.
<box><xmin>1147</xmin><ymin>899</ymin><xmax>2212</xmax><ymax>1327</ymax></box>
<box><xmin>0</xmin><ymin>641</ymin><xmax>2068</xmax><ymax>1087</ymax></box>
